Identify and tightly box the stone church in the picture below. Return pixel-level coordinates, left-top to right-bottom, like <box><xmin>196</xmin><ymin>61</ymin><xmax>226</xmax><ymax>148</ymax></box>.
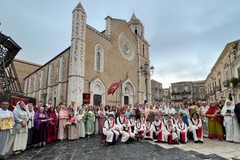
<box><xmin>23</xmin><ymin>3</ymin><xmax>152</xmax><ymax>106</ymax></box>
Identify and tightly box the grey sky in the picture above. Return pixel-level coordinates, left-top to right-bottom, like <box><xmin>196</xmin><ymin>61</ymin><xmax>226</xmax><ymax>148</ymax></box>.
<box><xmin>1</xmin><ymin>0</ymin><xmax>240</xmax><ymax>88</ymax></box>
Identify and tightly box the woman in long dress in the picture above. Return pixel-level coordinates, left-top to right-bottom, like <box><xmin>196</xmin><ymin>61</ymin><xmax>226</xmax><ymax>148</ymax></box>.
<box><xmin>76</xmin><ymin>106</ymin><xmax>85</xmax><ymax>138</ymax></box>
<box><xmin>57</xmin><ymin>104</ymin><xmax>69</xmax><ymax>141</ymax></box>
<box><xmin>84</xmin><ymin>106</ymin><xmax>95</xmax><ymax>137</ymax></box>
<box><xmin>94</xmin><ymin>106</ymin><xmax>99</xmax><ymax>134</ymax></box>
<box><xmin>67</xmin><ymin>106</ymin><xmax>78</xmax><ymax>140</ymax></box>
<box><xmin>26</xmin><ymin>103</ymin><xmax>35</xmax><ymax>148</ymax></box>
<box><xmin>221</xmin><ymin>100</ymin><xmax>234</xmax><ymax>142</ymax></box>
<box><xmin>47</xmin><ymin>106</ymin><xmax>57</xmax><ymax>143</ymax></box>
<box><xmin>33</xmin><ymin>106</ymin><xmax>49</xmax><ymax>147</ymax></box>
<box><xmin>98</xmin><ymin>105</ymin><xmax>106</xmax><ymax>135</ymax></box>
<box><xmin>205</xmin><ymin>102</ymin><xmax>224</xmax><ymax>140</ymax></box>
<box><xmin>12</xmin><ymin>101</ymin><xmax>29</xmax><ymax>154</ymax></box>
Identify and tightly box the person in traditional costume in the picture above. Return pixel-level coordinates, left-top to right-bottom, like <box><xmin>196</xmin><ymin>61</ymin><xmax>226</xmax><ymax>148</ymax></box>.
<box><xmin>46</xmin><ymin>105</ymin><xmax>57</xmax><ymax>143</ymax></box>
<box><xmin>84</xmin><ymin>106</ymin><xmax>95</xmax><ymax>137</ymax></box>
<box><xmin>221</xmin><ymin>100</ymin><xmax>234</xmax><ymax>142</ymax></box>
<box><xmin>179</xmin><ymin>104</ymin><xmax>190</xmax><ymax>126</ymax></box>
<box><xmin>188</xmin><ymin>112</ymin><xmax>203</xmax><ymax>143</ymax></box>
<box><xmin>162</xmin><ymin>114</ymin><xmax>170</xmax><ymax>127</ymax></box>
<box><xmin>152</xmin><ymin>115</ymin><xmax>165</xmax><ymax>142</ymax></box>
<box><xmin>176</xmin><ymin>118</ymin><xmax>188</xmax><ymax>143</ymax></box>
<box><xmin>171</xmin><ymin>113</ymin><xmax>179</xmax><ymax>128</ymax></box>
<box><xmin>199</xmin><ymin>101</ymin><xmax>209</xmax><ymax>137</ymax></box>
<box><xmin>103</xmin><ymin>114</ymin><xmax>119</xmax><ymax>145</ymax></box>
<box><xmin>57</xmin><ymin>104</ymin><xmax>69</xmax><ymax>141</ymax></box>
<box><xmin>33</xmin><ymin>106</ymin><xmax>49</xmax><ymax>147</ymax></box>
<box><xmin>98</xmin><ymin>104</ymin><xmax>105</xmax><ymax>135</ymax></box>
<box><xmin>117</xmin><ymin>110</ymin><xmax>126</xmax><ymax>129</ymax></box>
<box><xmin>120</xmin><ymin>119</ymin><xmax>135</xmax><ymax>143</ymax></box>
<box><xmin>134</xmin><ymin>119</ymin><xmax>144</xmax><ymax>140</ymax></box>
<box><xmin>129</xmin><ymin>115</ymin><xmax>136</xmax><ymax>133</ymax></box>
<box><xmin>26</xmin><ymin>103</ymin><xmax>35</xmax><ymax>147</ymax></box>
<box><xmin>143</xmin><ymin>119</ymin><xmax>152</xmax><ymax>139</ymax></box>
<box><xmin>68</xmin><ymin>100</ymin><xmax>77</xmax><ymax>115</ymax></box>
<box><xmin>76</xmin><ymin>106</ymin><xmax>85</xmax><ymax>138</ymax></box>
<box><xmin>12</xmin><ymin>101</ymin><xmax>29</xmax><ymax>154</ymax></box>
<box><xmin>233</xmin><ymin>103</ymin><xmax>240</xmax><ymax>143</ymax></box>
<box><xmin>164</xmin><ymin>119</ymin><xmax>178</xmax><ymax>144</ymax></box>
<box><xmin>67</xmin><ymin>112</ymin><xmax>78</xmax><ymax>140</ymax></box>
<box><xmin>0</xmin><ymin>100</ymin><xmax>14</xmax><ymax>159</ymax></box>
<box><xmin>205</xmin><ymin>102</ymin><xmax>224</xmax><ymax>140</ymax></box>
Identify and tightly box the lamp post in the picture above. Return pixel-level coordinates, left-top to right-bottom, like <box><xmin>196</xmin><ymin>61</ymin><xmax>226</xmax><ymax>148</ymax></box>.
<box><xmin>139</xmin><ymin>62</ymin><xmax>154</xmax><ymax>103</ymax></box>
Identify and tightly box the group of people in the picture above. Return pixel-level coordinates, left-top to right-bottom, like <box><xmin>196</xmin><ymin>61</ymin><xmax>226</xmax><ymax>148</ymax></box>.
<box><xmin>1</xmin><ymin>98</ymin><xmax>240</xmax><ymax>159</ymax></box>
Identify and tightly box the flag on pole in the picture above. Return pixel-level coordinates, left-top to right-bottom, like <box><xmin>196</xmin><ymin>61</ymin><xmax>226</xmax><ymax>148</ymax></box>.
<box><xmin>107</xmin><ymin>82</ymin><xmax>120</xmax><ymax>95</ymax></box>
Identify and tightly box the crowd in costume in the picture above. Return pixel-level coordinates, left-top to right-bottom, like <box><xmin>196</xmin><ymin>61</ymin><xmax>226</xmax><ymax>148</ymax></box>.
<box><xmin>1</xmin><ymin>98</ymin><xmax>240</xmax><ymax>159</ymax></box>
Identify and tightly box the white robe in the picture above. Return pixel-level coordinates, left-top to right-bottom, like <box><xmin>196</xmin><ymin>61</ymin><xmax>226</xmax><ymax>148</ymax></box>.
<box><xmin>0</xmin><ymin>108</ymin><xmax>14</xmax><ymax>156</ymax></box>
<box><xmin>163</xmin><ymin>125</ymin><xmax>178</xmax><ymax>143</ymax></box>
<box><xmin>188</xmin><ymin>118</ymin><xmax>203</xmax><ymax>142</ymax></box>
<box><xmin>76</xmin><ymin>113</ymin><xmax>85</xmax><ymax>138</ymax></box>
<box><xmin>221</xmin><ymin>105</ymin><xmax>234</xmax><ymax>141</ymax></box>
<box><xmin>120</xmin><ymin>123</ymin><xmax>135</xmax><ymax>142</ymax></box>
<box><xmin>143</xmin><ymin>122</ymin><xmax>152</xmax><ymax>139</ymax></box>
<box><xmin>176</xmin><ymin>122</ymin><xmax>188</xmax><ymax>142</ymax></box>
<box><xmin>151</xmin><ymin>120</ymin><xmax>165</xmax><ymax>142</ymax></box>
<box><xmin>12</xmin><ymin>107</ymin><xmax>29</xmax><ymax>152</ymax></box>
<box><xmin>103</xmin><ymin>119</ymin><xmax>119</xmax><ymax>143</ymax></box>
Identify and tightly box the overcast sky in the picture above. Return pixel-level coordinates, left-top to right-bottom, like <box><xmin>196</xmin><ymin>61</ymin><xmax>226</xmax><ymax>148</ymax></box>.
<box><xmin>1</xmin><ymin>0</ymin><xmax>240</xmax><ymax>88</ymax></box>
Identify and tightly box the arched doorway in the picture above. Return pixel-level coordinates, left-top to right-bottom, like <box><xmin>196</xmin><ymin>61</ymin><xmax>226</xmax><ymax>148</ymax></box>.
<box><xmin>90</xmin><ymin>78</ymin><xmax>106</xmax><ymax>106</ymax></box>
<box><xmin>121</xmin><ymin>78</ymin><xmax>135</xmax><ymax>106</ymax></box>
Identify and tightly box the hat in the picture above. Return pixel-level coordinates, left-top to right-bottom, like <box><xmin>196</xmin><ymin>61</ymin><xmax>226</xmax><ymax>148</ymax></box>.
<box><xmin>71</xmin><ymin>100</ymin><xmax>76</xmax><ymax>103</ymax></box>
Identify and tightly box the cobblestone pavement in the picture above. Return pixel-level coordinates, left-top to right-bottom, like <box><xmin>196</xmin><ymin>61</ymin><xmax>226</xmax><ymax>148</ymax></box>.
<box><xmin>7</xmin><ymin>135</ymin><xmax>226</xmax><ymax>160</ymax></box>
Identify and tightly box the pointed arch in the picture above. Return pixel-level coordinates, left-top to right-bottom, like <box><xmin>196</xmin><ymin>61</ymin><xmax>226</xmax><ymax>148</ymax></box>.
<box><xmin>90</xmin><ymin>77</ymin><xmax>106</xmax><ymax>105</ymax></box>
<box><xmin>121</xmin><ymin>78</ymin><xmax>135</xmax><ymax>105</ymax></box>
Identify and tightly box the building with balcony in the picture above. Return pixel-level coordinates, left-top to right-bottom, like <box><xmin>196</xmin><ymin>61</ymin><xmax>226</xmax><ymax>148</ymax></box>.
<box><xmin>171</xmin><ymin>80</ymin><xmax>205</xmax><ymax>102</ymax></box>
<box><xmin>162</xmin><ymin>88</ymin><xmax>171</xmax><ymax>102</ymax></box>
<box><xmin>151</xmin><ymin>79</ymin><xmax>163</xmax><ymax>103</ymax></box>
<box><xmin>205</xmin><ymin>39</ymin><xmax>240</xmax><ymax>103</ymax></box>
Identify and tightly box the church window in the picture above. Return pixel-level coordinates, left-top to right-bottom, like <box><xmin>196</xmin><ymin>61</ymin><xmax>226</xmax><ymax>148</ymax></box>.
<box><xmin>135</xmin><ymin>27</ymin><xmax>138</xmax><ymax>35</ymax></box>
<box><xmin>143</xmin><ymin>44</ymin><xmax>145</xmax><ymax>57</ymax></box>
<box><xmin>94</xmin><ymin>44</ymin><xmax>104</xmax><ymax>72</ymax></box>
<box><xmin>96</xmin><ymin>52</ymin><xmax>100</xmax><ymax>71</ymax></box>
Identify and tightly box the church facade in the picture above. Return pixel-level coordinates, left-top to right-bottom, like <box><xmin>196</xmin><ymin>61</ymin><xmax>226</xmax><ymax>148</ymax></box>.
<box><xmin>23</xmin><ymin>3</ymin><xmax>152</xmax><ymax>106</ymax></box>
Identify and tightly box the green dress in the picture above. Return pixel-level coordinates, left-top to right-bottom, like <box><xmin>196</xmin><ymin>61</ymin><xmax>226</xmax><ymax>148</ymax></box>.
<box><xmin>84</xmin><ymin>111</ymin><xmax>95</xmax><ymax>135</ymax></box>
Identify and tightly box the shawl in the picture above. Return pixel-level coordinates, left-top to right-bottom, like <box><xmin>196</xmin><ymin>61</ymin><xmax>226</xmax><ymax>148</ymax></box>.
<box><xmin>206</xmin><ymin>105</ymin><xmax>223</xmax><ymax>124</ymax></box>
<box><xmin>234</xmin><ymin>103</ymin><xmax>240</xmax><ymax>126</ymax></box>
<box><xmin>34</xmin><ymin>109</ymin><xmax>49</xmax><ymax>130</ymax></box>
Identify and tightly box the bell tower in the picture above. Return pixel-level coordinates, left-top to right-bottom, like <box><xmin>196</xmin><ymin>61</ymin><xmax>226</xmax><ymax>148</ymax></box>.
<box><xmin>67</xmin><ymin>3</ymin><xmax>87</xmax><ymax>106</ymax></box>
<box><xmin>128</xmin><ymin>13</ymin><xmax>144</xmax><ymax>37</ymax></box>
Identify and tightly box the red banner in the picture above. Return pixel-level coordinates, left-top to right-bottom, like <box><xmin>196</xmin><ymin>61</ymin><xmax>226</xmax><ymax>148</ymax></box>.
<box><xmin>107</xmin><ymin>82</ymin><xmax>120</xmax><ymax>95</ymax></box>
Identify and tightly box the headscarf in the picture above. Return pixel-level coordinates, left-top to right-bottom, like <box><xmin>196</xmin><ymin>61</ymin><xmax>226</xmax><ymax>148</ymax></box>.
<box><xmin>221</xmin><ymin>100</ymin><xmax>234</xmax><ymax>116</ymax></box>
<box><xmin>234</xmin><ymin>103</ymin><xmax>240</xmax><ymax>126</ymax></box>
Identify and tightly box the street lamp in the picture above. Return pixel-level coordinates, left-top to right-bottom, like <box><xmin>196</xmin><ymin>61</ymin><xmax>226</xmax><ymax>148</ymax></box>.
<box><xmin>139</xmin><ymin>62</ymin><xmax>154</xmax><ymax>103</ymax></box>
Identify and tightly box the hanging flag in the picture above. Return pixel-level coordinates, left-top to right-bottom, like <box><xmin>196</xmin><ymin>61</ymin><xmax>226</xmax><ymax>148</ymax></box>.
<box><xmin>107</xmin><ymin>82</ymin><xmax>120</xmax><ymax>95</ymax></box>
